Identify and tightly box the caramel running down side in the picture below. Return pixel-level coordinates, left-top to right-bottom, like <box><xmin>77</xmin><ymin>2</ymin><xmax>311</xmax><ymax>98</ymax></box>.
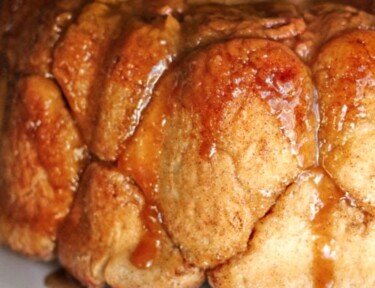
<box><xmin>310</xmin><ymin>168</ymin><xmax>343</xmax><ymax>288</ymax></box>
<box><xmin>1</xmin><ymin>1</ymin><xmax>375</xmax><ymax>288</ymax></box>
<box><xmin>153</xmin><ymin>37</ymin><xmax>315</xmax><ymax>268</ymax></box>
<box><xmin>209</xmin><ymin>168</ymin><xmax>375</xmax><ymax>287</ymax></box>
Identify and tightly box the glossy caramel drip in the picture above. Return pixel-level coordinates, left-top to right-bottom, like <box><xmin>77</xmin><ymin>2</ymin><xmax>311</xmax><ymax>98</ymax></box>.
<box><xmin>310</xmin><ymin>168</ymin><xmax>344</xmax><ymax>288</ymax></box>
<box><xmin>123</xmin><ymin>38</ymin><xmax>317</xmax><ymax>269</ymax></box>
<box><xmin>126</xmin><ymin>161</ymin><xmax>164</xmax><ymax>269</ymax></box>
<box><xmin>120</xmin><ymin>83</ymin><xmax>173</xmax><ymax>269</ymax></box>
<box><xmin>130</xmin><ymin>203</ymin><xmax>162</xmax><ymax>268</ymax></box>
<box><xmin>130</xmin><ymin>227</ymin><xmax>161</xmax><ymax>269</ymax></box>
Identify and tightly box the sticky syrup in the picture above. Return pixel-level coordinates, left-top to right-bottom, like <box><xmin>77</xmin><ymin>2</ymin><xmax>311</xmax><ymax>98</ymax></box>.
<box><xmin>310</xmin><ymin>168</ymin><xmax>344</xmax><ymax>288</ymax></box>
<box><xmin>130</xmin><ymin>202</ymin><xmax>163</xmax><ymax>269</ymax></box>
<box><xmin>120</xmin><ymin>78</ymin><xmax>173</xmax><ymax>269</ymax></box>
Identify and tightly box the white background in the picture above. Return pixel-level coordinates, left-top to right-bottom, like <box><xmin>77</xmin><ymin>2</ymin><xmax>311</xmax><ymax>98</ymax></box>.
<box><xmin>0</xmin><ymin>246</ymin><xmax>58</xmax><ymax>288</ymax></box>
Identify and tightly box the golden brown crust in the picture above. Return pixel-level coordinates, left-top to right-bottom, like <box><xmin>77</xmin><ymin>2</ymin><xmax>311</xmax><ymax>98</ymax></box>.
<box><xmin>314</xmin><ymin>30</ymin><xmax>375</xmax><ymax>215</ymax></box>
<box><xmin>58</xmin><ymin>163</ymin><xmax>204</xmax><ymax>288</ymax></box>
<box><xmin>1</xmin><ymin>1</ymin><xmax>375</xmax><ymax>287</ymax></box>
<box><xmin>53</xmin><ymin>1</ymin><xmax>128</xmax><ymax>146</ymax></box>
<box><xmin>0</xmin><ymin>76</ymin><xmax>88</xmax><ymax>259</ymax></box>
<box><xmin>90</xmin><ymin>15</ymin><xmax>181</xmax><ymax>160</ymax></box>
<box><xmin>208</xmin><ymin>169</ymin><xmax>375</xmax><ymax>287</ymax></box>
<box><xmin>53</xmin><ymin>1</ymin><xmax>181</xmax><ymax>161</ymax></box>
<box><xmin>121</xmin><ymin>37</ymin><xmax>315</xmax><ymax>268</ymax></box>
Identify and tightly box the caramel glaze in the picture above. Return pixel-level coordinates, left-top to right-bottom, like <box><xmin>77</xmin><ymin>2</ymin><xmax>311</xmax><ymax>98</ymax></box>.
<box><xmin>174</xmin><ymin>37</ymin><xmax>315</xmax><ymax>167</ymax></box>
<box><xmin>119</xmin><ymin>75</ymin><xmax>174</xmax><ymax>269</ymax></box>
<box><xmin>308</xmin><ymin>168</ymin><xmax>344</xmax><ymax>287</ymax></box>
<box><xmin>62</xmin><ymin>5</ymin><xmax>371</xmax><ymax>286</ymax></box>
<box><xmin>2</xmin><ymin>0</ymin><xmax>375</xmax><ymax>281</ymax></box>
<box><xmin>119</xmin><ymin>4</ymin><xmax>321</xmax><ymax>270</ymax></box>
<box><xmin>130</xmin><ymin>215</ymin><xmax>161</xmax><ymax>269</ymax></box>
<box><xmin>309</xmin><ymin>30</ymin><xmax>375</xmax><ymax>287</ymax></box>
<box><xmin>121</xmin><ymin>37</ymin><xmax>317</xmax><ymax>269</ymax></box>
<box><xmin>122</xmin><ymin>3</ymin><xmax>318</xmax><ymax>270</ymax></box>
